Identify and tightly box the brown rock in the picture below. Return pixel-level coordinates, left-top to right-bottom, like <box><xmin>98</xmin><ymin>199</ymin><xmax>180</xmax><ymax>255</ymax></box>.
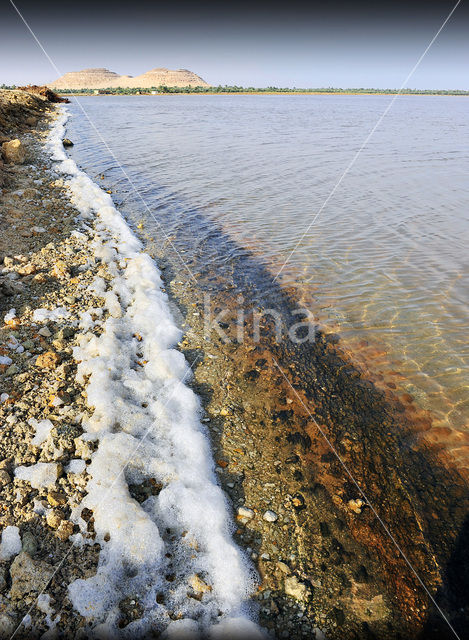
<box><xmin>0</xmin><ymin>470</ymin><xmax>11</xmax><ymax>486</ymax></box>
<box><xmin>36</xmin><ymin>351</ymin><xmax>61</xmax><ymax>369</ymax></box>
<box><xmin>17</xmin><ymin>264</ymin><xmax>36</xmax><ymax>276</ymax></box>
<box><xmin>1</xmin><ymin>139</ymin><xmax>26</xmax><ymax>164</ymax></box>
<box><xmin>46</xmin><ymin>508</ymin><xmax>64</xmax><ymax>529</ymax></box>
<box><xmin>50</xmin><ymin>260</ymin><xmax>70</xmax><ymax>279</ymax></box>
<box><xmin>9</xmin><ymin>552</ymin><xmax>51</xmax><ymax>600</ymax></box>
<box><xmin>56</xmin><ymin>520</ymin><xmax>74</xmax><ymax>541</ymax></box>
<box><xmin>47</xmin><ymin>491</ymin><xmax>66</xmax><ymax>507</ymax></box>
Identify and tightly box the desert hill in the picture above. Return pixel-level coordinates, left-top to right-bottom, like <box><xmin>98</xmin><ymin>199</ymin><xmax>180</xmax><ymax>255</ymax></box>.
<box><xmin>48</xmin><ymin>67</ymin><xmax>210</xmax><ymax>89</ymax></box>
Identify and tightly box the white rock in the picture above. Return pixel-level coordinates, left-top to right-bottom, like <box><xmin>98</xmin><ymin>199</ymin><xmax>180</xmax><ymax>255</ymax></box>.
<box><xmin>263</xmin><ymin>510</ymin><xmax>278</xmax><ymax>522</ymax></box>
<box><xmin>237</xmin><ymin>507</ymin><xmax>254</xmax><ymax>519</ymax></box>
<box><xmin>0</xmin><ymin>526</ymin><xmax>22</xmax><ymax>560</ymax></box>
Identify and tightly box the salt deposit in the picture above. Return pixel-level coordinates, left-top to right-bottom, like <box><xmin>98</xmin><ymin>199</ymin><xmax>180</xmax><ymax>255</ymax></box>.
<box><xmin>15</xmin><ymin>462</ymin><xmax>59</xmax><ymax>489</ymax></box>
<box><xmin>42</xmin><ymin>108</ymin><xmax>261</xmax><ymax>637</ymax></box>
<box><xmin>0</xmin><ymin>526</ymin><xmax>22</xmax><ymax>560</ymax></box>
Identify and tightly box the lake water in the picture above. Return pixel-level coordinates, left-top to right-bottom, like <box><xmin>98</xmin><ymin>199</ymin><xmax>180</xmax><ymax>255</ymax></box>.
<box><xmin>66</xmin><ymin>94</ymin><xmax>469</xmax><ymax>467</ymax></box>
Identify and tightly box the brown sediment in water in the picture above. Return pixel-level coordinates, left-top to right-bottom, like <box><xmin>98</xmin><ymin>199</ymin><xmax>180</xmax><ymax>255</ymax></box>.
<box><xmin>229</xmin><ymin>240</ymin><xmax>469</xmax><ymax>479</ymax></box>
<box><xmin>139</xmin><ymin>226</ymin><xmax>469</xmax><ymax>639</ymax></box>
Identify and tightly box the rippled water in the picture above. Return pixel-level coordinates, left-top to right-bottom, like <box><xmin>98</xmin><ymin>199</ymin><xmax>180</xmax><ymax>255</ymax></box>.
<box><xmin>66</xmin><ymin>95</ymin><xmax>469</xmax><ymax>457</ymax></box>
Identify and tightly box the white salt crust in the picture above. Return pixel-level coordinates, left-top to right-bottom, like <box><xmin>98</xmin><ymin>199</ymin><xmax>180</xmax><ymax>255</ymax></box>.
<box><xmin>42</xmin><ymin>108</ymin><xmax>262</xmax><ymax>638</ymax></box>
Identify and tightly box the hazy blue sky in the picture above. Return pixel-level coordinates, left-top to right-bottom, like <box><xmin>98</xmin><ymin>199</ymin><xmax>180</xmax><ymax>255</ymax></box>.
<box><xmin>1</xmin><ymin>0</ymin><xmax>468</xmax><ymax>88</ymax></box>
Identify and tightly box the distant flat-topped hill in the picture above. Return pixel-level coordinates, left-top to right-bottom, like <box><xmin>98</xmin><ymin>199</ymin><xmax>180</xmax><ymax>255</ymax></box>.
<box><xmin>48</xmin><ymin>67</ymin><xmax>210</xmax><ymax>89</ymax></box>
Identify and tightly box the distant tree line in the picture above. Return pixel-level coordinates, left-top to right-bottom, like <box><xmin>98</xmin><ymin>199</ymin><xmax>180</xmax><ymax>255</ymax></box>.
<box><xmin>2</xmin><ymin>83</ymin><xmax>469</xmax><ymax>95</ymax></box>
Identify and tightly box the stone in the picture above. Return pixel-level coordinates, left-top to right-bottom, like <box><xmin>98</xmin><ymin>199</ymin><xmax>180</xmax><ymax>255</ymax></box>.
<box><xmin>284</xmin><ymin>575</ymin><xmax>309</xmax><ymax>601</ymax></box>
<box><xmin>237</xmin><ymin>507</ymin><xmax>254</xmax><ymax>519</ymax></box>
<box><xmin>17</xmin><ymin>264</ymin><xmax>36</xmax><ymax>276</ymax></box>
<box><xmin>188</xmin><ymin>574</ymin><xmax>212</xmax><ymax>595</ymax></box>
<box><xmin>38</xmin><ymin>327</ymin><xmax>52</xmax><ymax>337</ymax></box>
<box><xmin>0</xmin><ymin>470</ymin><xmax>11</xmax><ymax>486</ymax></box>
<box><xmin>21</xmin><ymin>532</ymin><xmax>37</xmax><ymax>557</ymax></box>
<box><xmin>1</xmin><ymin>139</ymin><xmax>26</xmax><ymax>164</ymax></box>
<box><xmin>51</xmin><ymin>260</ymin><xmax>70</xmax><ymax>279</ymax></box>
<box><xmin>46</xmin><ymin>508</ymin><xmax>64</xmax><ymax>529</ymax></box>
<box><xmin>62</xmin><ymin>139</ymin><xmax>74</xmax><ymax>147</ymax></box>
<box><xmin>0</xmin><ymin>608</ymin><xmax>17</xmax><ymax>635</ymax></box>
<box><xmin>56</xmin><ymin>520</ymin><xmax>74</xmax><ymax>541</ymax></box>
<box><xmin>9</xmin><ymin>552</ymin><xmax>52</xmax><ymax>599</ymax></box>
<box><xmin>277</xmin><ymin>561</ymin><xmax>291</xmax><ymax>574</ymax></box>
<box><xmin>74</xmin><ymin>437</ymin><xmax>95</xmax><ymax>459</ymax></box>
<box><xmin>47</xmin><ymin>491</ymin><xmax>66</xmax><ymax>507</ymax></box>
<box><xmin>348</xmin><ymin>498</ymin><xmax>364</xmax><ymax>514</ymax></box>
<box><xmin>263</xmin><ymin>510</ymin><xmax>278</xmax><ymax>523</ymax></box>
<box><xmin>36</xmin><ymin>351</ymin><xmax>60</xmax><ymax>369</ymax></box>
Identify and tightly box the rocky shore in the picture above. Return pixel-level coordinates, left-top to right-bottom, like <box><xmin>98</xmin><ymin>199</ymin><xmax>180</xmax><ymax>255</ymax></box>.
<box><xmin>0</xmin><ymin>91</ymin><xmax>260</xmax><ymax>638</ymax></box>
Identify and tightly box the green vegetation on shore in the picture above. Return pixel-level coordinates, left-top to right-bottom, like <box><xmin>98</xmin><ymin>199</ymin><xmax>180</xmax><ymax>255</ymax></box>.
<box><xmin>2</xmin><ymin>84</ymin><xmax>468</xmax><ymax>96</ymax></box>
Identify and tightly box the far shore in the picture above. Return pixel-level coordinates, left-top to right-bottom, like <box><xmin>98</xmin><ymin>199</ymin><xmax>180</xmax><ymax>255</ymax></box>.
<box><xmin>54</xmin><ymin>90</ymin><xmax>469</xmax><ymax>97</ymax></box>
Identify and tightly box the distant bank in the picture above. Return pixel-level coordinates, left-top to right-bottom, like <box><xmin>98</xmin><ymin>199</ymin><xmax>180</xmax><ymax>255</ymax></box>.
<box><xmin>1</xmin><ymin>65</ymin><xmax>467</xmax><ymax>95</ymax></box>
<box><xmin>2</xmin><ymin>86</ymin><xmax>468</xmax><ymax>96</ymax></box>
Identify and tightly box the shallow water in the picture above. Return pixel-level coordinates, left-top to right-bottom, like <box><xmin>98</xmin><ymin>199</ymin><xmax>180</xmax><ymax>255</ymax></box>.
<box><xmin>66</xmin><ymin>95</ymin><xmax>469</xmax><ymax>455</ymax></box>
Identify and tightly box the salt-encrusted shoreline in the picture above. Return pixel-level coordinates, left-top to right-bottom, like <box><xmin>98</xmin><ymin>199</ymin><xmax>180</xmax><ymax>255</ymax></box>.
<box><xmin>0</xmin><ymin>96</ymin><xmax>261</xmax><ymax>638</ymax></box>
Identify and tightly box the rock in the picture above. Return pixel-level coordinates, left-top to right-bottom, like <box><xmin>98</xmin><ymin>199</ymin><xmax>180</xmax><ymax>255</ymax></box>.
<box><xmin>1</xmin><ymin>139</ymin><xmax>26</xmax><ymax>164</ymax></box>
<box><xmin>284</xmin><ymin>575</ymin><xmax>309</xmax><ymax>601</ymax></box>
<box><xmin>21</xmin><ymin>531</ymin><xmax>37</xmax><ymax>557</ymax></box>
<box><xmin>46</xmin><ymin>508</ymin><xmax>64</xmax><ymax>529</ymax></box>
<box><xmin>17</xmin><ymin>264</ymin><xmax>36</xmax><ymax>276</ymax></box>
<box><xmin>0</xmin><ymin>569</ymin><xmax>7</xmax><ymax>593</ymax></box>
<box><xmin>50</xmin><ymin>260</ymin><xmax>70</xmax><ymax>279</ymax></box>
<box><xmin>9</xmin><ymin>552</ymin><xmax>52</xmax><ymax>599</ymax></box>
<box><xmin>36</xmin><ymin>351</ymin><xmax>60</xmax><ymax>369</ymax></box>
<box><xmin>62</xmin><ymin>139</ymin><xmax>74</xmax><ymax>147</ymax></box>
<box><xmin>56</xmin><ymin>520</ymin><xmax>74</xmax><ymax>541</ymax></box>
<box><xmin>38</xmin><ymin>326</ymin><xmax>52</xmax><ymax>338</ymax></box>
<box><xmin>0</xmin><ymin>470</ymin><xmax>11</xmax><ymax>486</ymax></box>
<box><xmin>237</xmin><ymin>507</ymin><xmax>254</xmax><ymax>519</ymax></box>
<box><xmin>277</xmin><ymin>561</ymin><xmax>291</xmax><ymax>574</ymax></box>
<box><xmin>47</xmin><ymin>491</ymin><xmax>66</xmax><ymax>507</ymax></box>
<box><xmin>263</xmin><ymin>510</ymin><xmax>278</xmax><ymax>523</ymax></box>
<box><xmin>74</xmin><ymin>437</ymin><xmax>95</xmax><ymax>459</ymax></box>
<box><xmin>25</xmin><ymin>116</ymin><xmax>37</xmax><ymax>126</ymax></box>
<box><xmin>5</xmin><ymin>364</ymin><xmax>19</xmax><ymax>376</ymax></box>
<box><xmin>188</xmin><ymin>574</ymin><xmax>212</xmax><ymax>597</ymax></box>
<box><xmin>348</xmin><ymin>498</ymin><xmax>365</xmax><ymax>514</ymax></box>
<box><xmin>0</xmin><ymin>607</ymin><xmax>17</xmax><ymax>635</ymax></box>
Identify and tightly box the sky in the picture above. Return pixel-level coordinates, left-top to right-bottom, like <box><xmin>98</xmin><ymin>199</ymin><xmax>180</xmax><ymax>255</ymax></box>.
<box><xmin>1</xmin><ymin>0</ymin><xmax>468</xmax><ymax>89</ymax></box>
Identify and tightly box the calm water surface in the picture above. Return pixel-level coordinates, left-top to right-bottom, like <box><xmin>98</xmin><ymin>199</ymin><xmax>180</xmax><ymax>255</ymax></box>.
<box><xmin>67</xmin><ymin>95</ymin><xmax>469</xmax><ymax>460</ymax></box>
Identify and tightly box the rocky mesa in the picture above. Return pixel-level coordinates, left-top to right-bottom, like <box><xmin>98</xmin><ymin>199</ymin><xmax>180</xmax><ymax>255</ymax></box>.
<box><xmin>48</xmin><ymin>67</ymin><xmax>210</xmax><ymax>89</ymax></box>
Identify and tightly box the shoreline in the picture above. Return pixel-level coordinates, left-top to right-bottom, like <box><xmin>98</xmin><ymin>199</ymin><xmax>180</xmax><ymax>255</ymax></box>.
<box><xmin>0</xmin><ymin>92</ymin><xmax>260</xmax><ymax>638</ymax></box>
<box><xmin>55</xmin><ymin>91</ymin><xmax>469</xmax><ymax>97</ymax></box>
<box><xmin>1</xmin><ymin>90</ymin><xmax>468</xmax><ymax>639</ymax></box>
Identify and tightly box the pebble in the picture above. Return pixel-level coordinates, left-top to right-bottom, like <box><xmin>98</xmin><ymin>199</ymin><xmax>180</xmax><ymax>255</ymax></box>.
<box><xmin>348</xmin><ymin>498</ymin><xmax>365</xmax><ymax>514</ymax></box>
<box><xmin>237</xmin><ymin>506</ymin><xmax>254</xmax><ymax>519</ymax></box>
<box><xmin>46</xmin><ymin>508</ymin><xmax>64</xmax><ymax>529</ymax></box>
<box><xmin>38</xmin><ymin>327</ymin><xmax>52</xmax><ymax>337</ymax></box>
<box><xmin>36</xmin><ymin>350</ymin><xmax>60</xmax><ymax>369</ymax></box>
<box><xmin>263</xmin><ymin>510</ymin><xmax>278</xmax><ymax>522</ymax></box>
